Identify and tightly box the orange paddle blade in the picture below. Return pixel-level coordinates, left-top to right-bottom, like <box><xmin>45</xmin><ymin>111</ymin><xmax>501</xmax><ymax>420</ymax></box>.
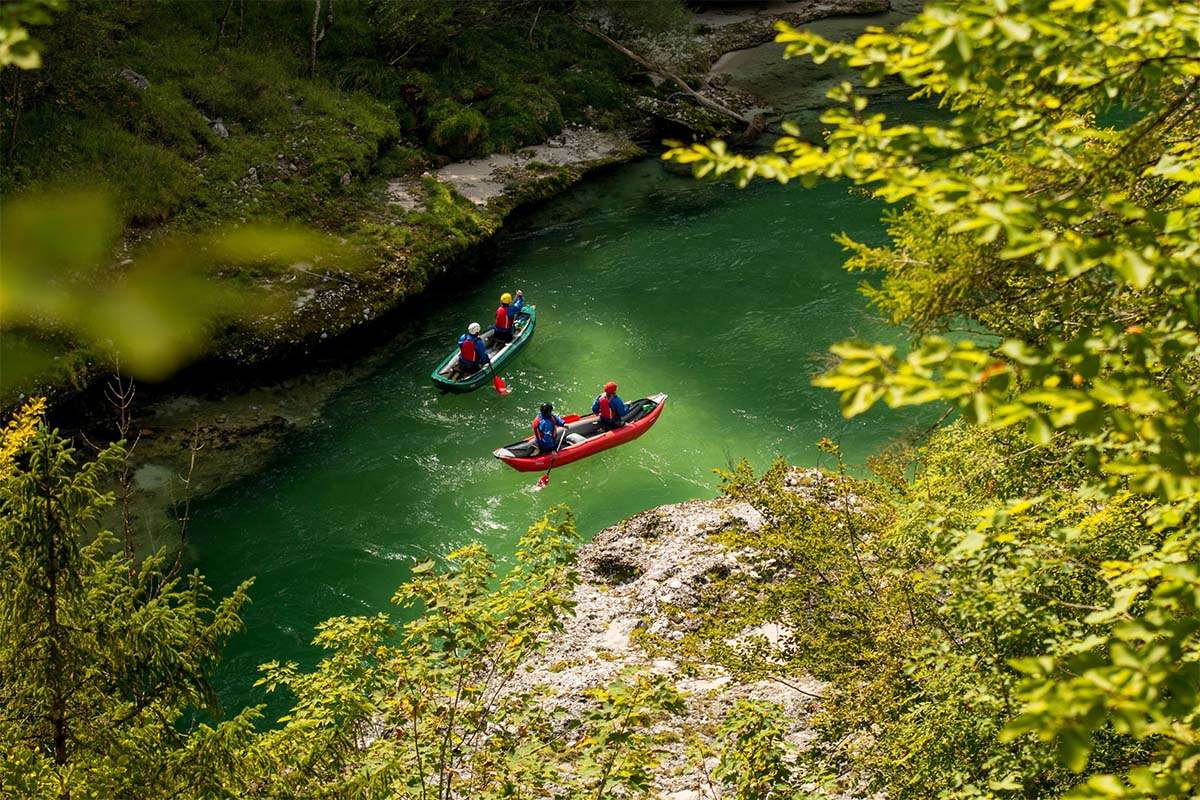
<box><xmin>493</xmin><ymin>374</ymin><xmax>509</xmax><ymax>395</ymax></box>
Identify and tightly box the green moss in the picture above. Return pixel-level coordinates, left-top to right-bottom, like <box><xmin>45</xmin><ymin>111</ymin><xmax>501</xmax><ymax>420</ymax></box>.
<box><xmin>118</xmin><ymin>82</ymin><xmax>215</xmax><ymax>158</ymax></box>
<box><xmin>483</xmin><ymin>85</ymin><xmax>563</xmax><ymax>152</ymax></box>
<box><xmin>426</xmin><ymin>100</ymin><xmax>490</xmax><ymax>159</ymax></box>
<box><xmin>376</xmin><ymin>144</ymin><xmax>429</xmax><ymax>176</ymax></box>
<box><xmin>181</xmin><ymin>50</ymin><xmax>293</xmax><ymax>132</ymax></box>
<box><xmin>556</xmin><ymin>66</ymin><xmax>629</xmax><ymax>120</ymax></box>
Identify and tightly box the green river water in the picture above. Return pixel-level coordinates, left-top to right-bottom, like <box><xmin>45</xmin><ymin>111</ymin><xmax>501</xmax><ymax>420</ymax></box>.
<box><xmin>190</xmin><ymin>156</ymin><xmax>924</xmax><ymax>716</ymax></box>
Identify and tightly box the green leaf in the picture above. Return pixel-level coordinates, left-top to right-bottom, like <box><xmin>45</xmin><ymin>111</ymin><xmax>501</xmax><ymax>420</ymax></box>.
<box><xmin>997</xmin><ymin>17</ymin><xmax>1032</xmax><ymax>41</ymax></box>
<box><xmin>843</xmin><ymin>382</ymin><xmax>886</xmax><ymax>417</ymax></box>
<box><xmin>1025</xmin><ymin>414</ymin><xmax>1053</xmax><ymax>445</ymax></box>
<box><xmin>1112</xmin><ymin>249</ymin><xmax>1154</xmax><ymax>289</ymax></box>
<box><xmin>1058</xmin><ymin>727</ymin><xmax>1092</xmax><ymax>773</ymax></box>
<box><xmin>1082</xmin><ymin>774</ymin><xmax>1126</xmax><ymax>796</ymax></box>
<box><xmin>955</xmin><ymin>29</ymin><xmax>973</xmax><ymax>61</ymax></box>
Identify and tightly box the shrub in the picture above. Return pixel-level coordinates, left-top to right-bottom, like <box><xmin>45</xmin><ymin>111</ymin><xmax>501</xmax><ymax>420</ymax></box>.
<box><xmin>251</xmin><ymin>507</ymin><xmax>685</xmax><ymax>798</ymax></box>
<box><xmin>376</xmin><ymin>143</ymin><xmax>429</xmax><ymax>176</ymax></box>
<box><xmin>484</xmin><ymin>84</ymin><xmax>563</xmax><ymax>152</ymax></box>
<box><xmin>426</xmin><ymin>99</ymin><xmax>489</xmax><ymax>159</ymax></box>
<box><xmin>557</xmin><ymin>67</ymin><xmax>629</xmax><ymax>120</ymax></box>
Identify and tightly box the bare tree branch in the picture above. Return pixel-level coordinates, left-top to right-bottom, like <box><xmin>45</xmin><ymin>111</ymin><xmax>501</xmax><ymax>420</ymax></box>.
<box><xmin>570</xmin><ymin>16</ymin><xmax>755</xmax><ymax>128</ymax></box>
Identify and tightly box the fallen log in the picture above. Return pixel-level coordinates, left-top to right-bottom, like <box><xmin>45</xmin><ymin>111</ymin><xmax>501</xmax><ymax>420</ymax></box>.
<box><xmin>571</xmin><ymin>17</ymin><xmax>756</xmax><ymax>131</ymax></box>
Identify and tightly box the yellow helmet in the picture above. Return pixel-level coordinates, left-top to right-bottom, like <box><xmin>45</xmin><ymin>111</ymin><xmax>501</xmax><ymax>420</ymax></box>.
<box><xmin>500</xmin><ymin>292</ymin><xmax>512</xmax><ymax>304</ymax></box>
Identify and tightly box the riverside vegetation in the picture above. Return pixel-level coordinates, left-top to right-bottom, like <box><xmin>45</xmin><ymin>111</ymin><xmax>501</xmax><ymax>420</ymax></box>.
<box><xmin>2</xmin><ymin>1</ymin><xmax>1200</xmax><ymax>799</ymax></box>
<box><xmin>0</xmin><ymin>0</ymin><xmax>686</xmax><ymax>402</ymax></box>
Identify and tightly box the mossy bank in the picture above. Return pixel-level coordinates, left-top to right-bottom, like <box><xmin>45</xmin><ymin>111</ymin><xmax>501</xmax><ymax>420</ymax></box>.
<box><xmin>2</xmin><ymin>0</ymin><xmax>893</xmax><ymax>410</ymax></box>
<box><xmin>1</xmin><ymin>1</ymin><xmax>655</xmax><ymax>406</ymax></box>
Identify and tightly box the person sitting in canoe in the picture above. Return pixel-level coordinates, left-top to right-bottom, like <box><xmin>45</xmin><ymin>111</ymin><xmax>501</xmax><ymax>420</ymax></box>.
<box><xmin>511</xmin><ymin>289</ymin><xmax>526</xmax><ymax>316</ymax></box>
<box><xmin>592</xmin><ymin>382</ymin><xmax>628</xmax><ymax>431</ymax></box>
<box><xmin>457</xmin><ymin>322</ymin><xmax>491</xmax><ymax>375</ymax></box>
<box><xmin>533</xmin><ymin>403</ymin><xmax>584</xmax><ymax>452</ymax></box>
<box><xmin>494</xmin><ymin>292</ymin><xmax>517</xmax><ymax>343</ymax></box>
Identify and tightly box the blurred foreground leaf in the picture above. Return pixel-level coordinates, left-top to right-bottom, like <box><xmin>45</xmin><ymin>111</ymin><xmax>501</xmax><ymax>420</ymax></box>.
<box><xmin>0</xmin><ymin>333</ymin><xmax>61</xmax><ymax>397</ymax></box>
<box><xmin>1</xmin><ymin>187</ymin><xmax>363</xmax><ymax>384</ymax></box>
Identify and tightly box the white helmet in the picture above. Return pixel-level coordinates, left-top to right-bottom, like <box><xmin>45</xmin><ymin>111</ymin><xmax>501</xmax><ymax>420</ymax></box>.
<box><xmin>467</xmin><ymin>322</ymin><xmax>481</xmax><ymax>335</ymax></box>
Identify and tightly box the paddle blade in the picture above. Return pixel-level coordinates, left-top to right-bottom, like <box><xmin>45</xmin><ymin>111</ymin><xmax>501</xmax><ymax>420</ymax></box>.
<box><xmin>493</xmin><ymin>374</ymin><xmax>509</xmax><ymax>395</ymax></box>
<box><xmin>536</xmin><ymin>473</ymin><xmax>550</xmax><ymax>489</ymax></box>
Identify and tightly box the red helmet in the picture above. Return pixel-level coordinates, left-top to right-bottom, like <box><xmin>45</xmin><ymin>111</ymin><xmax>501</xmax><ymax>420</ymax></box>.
<box><xmin>604</xmin><ymin>382</ymin><xmax>617</xmax><ymax>395</ymax></box>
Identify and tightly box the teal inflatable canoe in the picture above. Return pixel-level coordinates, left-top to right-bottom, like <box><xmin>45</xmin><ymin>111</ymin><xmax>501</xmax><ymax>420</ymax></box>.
<box><xmin>430</xmin><ymin>305</ymin><xmax>536</xmax><ymax>393</ymax></box>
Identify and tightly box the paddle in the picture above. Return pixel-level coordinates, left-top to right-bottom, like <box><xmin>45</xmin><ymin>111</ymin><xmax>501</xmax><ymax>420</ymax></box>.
<box><xmin>534</xmin><ymin>417</ymin><xmax>579</xmax><ymax>489</ymax></box>
<box><xmin>535</xmin><ymin>429</ymin><xmax>567</xmax><ymax>490</ymax></box>
<box><xmin>484</xmin><ymin>359</ymin><xmax>509</xmax><ymax>396</ymax></box>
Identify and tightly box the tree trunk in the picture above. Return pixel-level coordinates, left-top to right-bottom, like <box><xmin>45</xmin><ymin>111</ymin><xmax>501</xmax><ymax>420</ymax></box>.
<box><xmin>216</xmin><ymin>0</ymin><xmax>234</xmax><ymax>47</ymax></box>
<box><xmin>308</xmin><ymin>0</ymin><xmax>322</xmax><ymax>78</ymax></box>
<box><xmin>570</xmin><ymin>17</ymin><xmax>754</xmax><ymax>128</ymax></box>
<box><xmin>39</xmin><ymin>453</ymin><xmax>69</xmax><ymax>769</ymax></box>
<box><xmin>7</xmin><ymin>71</ymin><xmax>23</xmax><ymax>162</ymax></box>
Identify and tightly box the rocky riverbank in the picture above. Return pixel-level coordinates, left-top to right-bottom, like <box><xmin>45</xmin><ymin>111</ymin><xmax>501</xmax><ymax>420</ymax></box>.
<box><xmin>510</xmin><ymin>472</ymin><xmax>869</xmax><ymax>799</ymax></box>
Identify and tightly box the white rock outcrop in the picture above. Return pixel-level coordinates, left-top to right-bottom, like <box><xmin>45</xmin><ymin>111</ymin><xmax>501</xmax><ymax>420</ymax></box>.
<box><xmin>513</xmin><ymin>492</ymin><xmax>845</xmax><ymax>798</ymax></box>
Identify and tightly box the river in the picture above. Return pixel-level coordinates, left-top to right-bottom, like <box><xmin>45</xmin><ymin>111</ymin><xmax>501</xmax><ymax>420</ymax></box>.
<box><xmin>189</xmin><ymin>157</ymin><xmax>929</xmax><ymax>717</ymax></box>
<box><xmin>189</xmin><ymin>5</ymin><xmax>931</xmax><ymax>717</ymax></box>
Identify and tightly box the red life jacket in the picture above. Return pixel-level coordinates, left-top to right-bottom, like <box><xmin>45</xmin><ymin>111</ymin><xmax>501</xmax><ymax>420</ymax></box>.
<box><xmin>597</xmin><ymin>393</ymin><xmax>615</xmax><ymax>420</ymax></box>
<box><xmin>495</xmin><ymin>304</ymin><xmax>512</xmax><ymax>330</ymax></box>
<box><xmin>460</xmin><ymin>336</ymin><xmax>478</xmax><ymax>362</ymax></box>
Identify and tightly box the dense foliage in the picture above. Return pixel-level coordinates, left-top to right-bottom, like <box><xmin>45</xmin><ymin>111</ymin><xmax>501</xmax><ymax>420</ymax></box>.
<box><xmin>0</xmin><ymin>399</ymin><xmax>259</xmax><ymax>798</ymax></box>
<box><xmin>667</xmin><ymin>0</ymin><xmax>1199</xmax><ymax>796</ymax></box>
<box><xmin>0</xmin><ymin>408</ymin><xmax>682</xmax><ymax>798</ymax></box>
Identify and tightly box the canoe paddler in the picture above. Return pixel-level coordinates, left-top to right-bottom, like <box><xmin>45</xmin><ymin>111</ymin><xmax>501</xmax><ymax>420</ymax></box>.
<box><xmin>592</xmin><ymin>382</ymin><xmax>628</xmax><ymax>431</ymax></box>
<box><xmin>533</xmin><ymin>403</ymin><xmax>584</xmax><ymax>452</ymax></box>
<box><xmin>457</xmin><ymin>322</ymin><xmax>491</xmax><ymax>375</ymax></box>
<box><xmin>494</xmin><ymin>292</ymin><xmax>516</xmax><ymax>343</ymax></box>
<box><xmin>511</xmin><ymin>289</ymin><xmax>526</xmax><ymax>316</ymax></box>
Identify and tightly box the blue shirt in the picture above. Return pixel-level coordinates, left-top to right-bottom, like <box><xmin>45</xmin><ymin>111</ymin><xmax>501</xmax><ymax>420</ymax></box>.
<box><xmin>593</xmin><ymin>393</ymin><xmax>628</xmax><ymax>419</ymax></box>
<box><xmin>458</xmin><ymin>333</ymin><xmax>490</xmax><ymax>365</ymax></box>
<box><xmin>512</xmin><ymin>296</ymin><xmax>525</xmax><ymax>315</ymax></box>
<box><xmin>534</xmin><ymin>414</ymin><xmax>565</xmax><ymax>449</ymax></box>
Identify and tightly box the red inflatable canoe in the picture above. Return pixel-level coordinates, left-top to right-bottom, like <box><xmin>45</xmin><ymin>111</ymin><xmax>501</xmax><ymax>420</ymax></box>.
<box><xmin>493</xmin><ymin>393</ymin><xmax>668</xmax><ymax>472</ymax></box>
